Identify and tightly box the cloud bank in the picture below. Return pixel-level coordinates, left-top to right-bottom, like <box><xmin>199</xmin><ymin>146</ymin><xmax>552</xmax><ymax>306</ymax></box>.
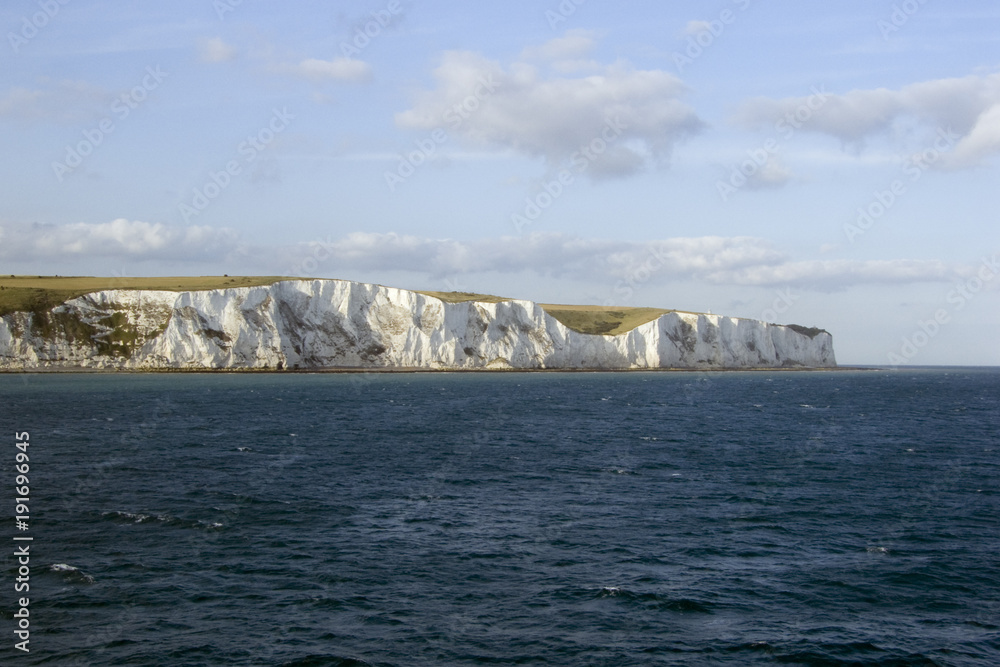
<box><xmin>272</xmin><ymin>57</ymin><xmax>373</xmax><ymax>83</ymax></box>
<box><xmin>288</xmin><ymin>232</ymin><xmax>962</xmax><ymax>288</ymax></box>
<box><xmin>0</xmin><ymin>79</ymin><xmax>114</xmax><ymax>123</ymax></box>
<box><xmin>199</xmin><ymin>37</ymin><xmax>238</xmax><ymax>64</ymax></box>
<box><xmin>0</xmin><ymin>219</ymin><xmax>241</xmax><ymax>260</ymax></box>
<box><xmin>395</xmin><ymin>33</ymin><xmax>703</xmax><ymax>177</ymax></box>
<box><xmin>2</xmin><ymin>222</ymin><xmax>980</xmax><ymax>292</ymax></box>
<box><xmin>735</xmin><ymin>71</ymin><xmax>1000</xmax><ymax>169</ymax></box>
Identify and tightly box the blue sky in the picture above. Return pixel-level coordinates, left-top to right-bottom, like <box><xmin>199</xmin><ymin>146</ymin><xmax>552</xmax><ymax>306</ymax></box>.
<box><xmin>1</xmin><ymin>0</ymin><xmax>998</xmax><ymax>366</ymax></box>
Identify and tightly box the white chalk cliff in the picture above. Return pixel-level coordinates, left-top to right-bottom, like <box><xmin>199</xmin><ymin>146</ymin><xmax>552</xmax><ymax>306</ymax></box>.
<box><xmin>0</xmin><ymin>279</ymin><xmax>835</xmax><ymax>370</ymax></box>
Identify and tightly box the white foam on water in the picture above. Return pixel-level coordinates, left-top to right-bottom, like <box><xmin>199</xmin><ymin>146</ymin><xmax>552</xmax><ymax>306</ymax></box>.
<box><xmin>50</xmin><ymin>563</ymin><xmax>95</xmax><ymax>583</ymax></box>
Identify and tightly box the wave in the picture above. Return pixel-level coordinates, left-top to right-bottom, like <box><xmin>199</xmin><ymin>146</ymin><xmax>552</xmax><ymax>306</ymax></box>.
<box><xmin>772</xmin><ymin>646</ymin><xmax>941</xmax><ymax>666</ymax></box>
<box><xmin>101</xmin><ymin>510</ymin><xmax>223</xmax><ymax>531</ymax></box>
<box><xmin>279</xmin><ymin>656</ymin><xmax>374</xmax><ymax>667</ymax></box>
<box><xmin>596</xmin><ymin>586</ymin><xmax>714</xmax><ymax>613</ymax></box>
<box><xmin>49</xmin><ymin>563</ymin><xmax>95</xmax><ymax>584</ymax></box>
<box><xmin>720</xmin><ymin>639</ymin><xmax>952</xmax><ymax>666</ymax></box>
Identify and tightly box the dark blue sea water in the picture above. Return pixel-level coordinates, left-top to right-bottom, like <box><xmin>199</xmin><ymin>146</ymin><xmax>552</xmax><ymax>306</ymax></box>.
<box><xmin>1</xmin><ymin>368</ymin><xmax>998</xmax><ymax>666</ymax></box>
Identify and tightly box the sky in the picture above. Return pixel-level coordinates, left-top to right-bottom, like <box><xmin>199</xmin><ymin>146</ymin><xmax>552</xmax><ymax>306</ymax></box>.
<box><xmin>1</xmin><ymin>0</ymin><xmax>998</xmax><ymax>366</ymax></box>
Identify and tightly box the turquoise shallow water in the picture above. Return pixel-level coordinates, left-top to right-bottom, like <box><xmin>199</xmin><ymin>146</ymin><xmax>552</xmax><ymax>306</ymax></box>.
<box><xmin>1</xmin><ymin>368</ymin><xmax>998</xmax><ymax>665</ymax></box>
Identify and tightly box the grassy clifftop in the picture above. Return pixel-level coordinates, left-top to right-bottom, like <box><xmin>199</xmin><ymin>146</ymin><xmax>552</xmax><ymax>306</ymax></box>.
<box><xmin>0</xmin><ymin>275</ymin><xmax>288</xmax><ymax>317</ymax></box>
<box><xmin>417</xmin><ymin>290</ymin><xmax>674</xmax><ymax>336</ymax></box>
<box><xmin>1</xmin><ymin>277</ymin><xmax>693</xmax><ymax>337</ymax></box>
<box><xmin>537</xmin><ymin>304</ymin><xmax>672</xmax><ymax>336</ymax></box>
<box><xmin>416</xmin><ymin>290</ymin><xmax>511</xmax><ymax>304</ymax></box>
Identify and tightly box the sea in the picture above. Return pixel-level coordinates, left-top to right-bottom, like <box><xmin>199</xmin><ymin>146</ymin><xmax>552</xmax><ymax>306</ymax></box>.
<box><xmin>1</xmin><ymin>367</ymin><xmax>998</xmax><ymax>666</ymax></box>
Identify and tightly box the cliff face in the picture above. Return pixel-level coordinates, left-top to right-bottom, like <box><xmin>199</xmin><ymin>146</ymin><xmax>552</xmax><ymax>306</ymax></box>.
<box><xmin>0</xmin><ymin>279</ymin><xmax>835</xmax><ymax>370</ymax></box>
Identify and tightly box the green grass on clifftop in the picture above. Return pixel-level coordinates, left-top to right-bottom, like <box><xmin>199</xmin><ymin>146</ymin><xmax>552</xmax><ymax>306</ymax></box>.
<box><xmin>0</xmin><ymin>276</ymin><xmax>738</xmax><ymax>337</ymax></box>
<box><xmin>416</xmin><ymin>290</ymin><xmax>511</xmax><ymax>304</ymax></box>
<box><xmin>416</xmin><ymin>290</ymin><xmax>674</xmax><ymax>335</ymax></box>
<box><xmin>0</xmin><ymin>275</ymin><xmax>288</xmax><ymax>316</ymax></box>
<box><xmin>538</xmin><ymin>304</ymin><xmax>673</xmax><ymax>336</ymax></box>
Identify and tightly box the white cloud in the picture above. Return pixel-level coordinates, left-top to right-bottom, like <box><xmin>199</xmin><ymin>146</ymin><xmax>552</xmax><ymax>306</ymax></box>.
<box><xmin>519</xmin><ymin>29</ymin><xmax>597</xmax><ymax>62</ymax></box>
<box><xmin>0</xmin><ymin>88</ymin><xmax>45</xmax><ymax>119</ymax></box>
<box><xmin>395</xmin><ymin>35</ymin><xmax>703</xmax><ymax>177</ymax></box>
<box><xmin>199</xmin><ymin>37</ymin><xmax>238</xmax><ymax>63</ymax></box>
<box><xmin>276</xmin><ymin>232</ymin><xmax>966</xmax><ymax>290</ymax></box>
<box><xmin>707</xmin><ymin>258</ymin><xmax>956</xmax><ymax>287</ymax></box>
<box><xmin>745</xmin><ymin>157</ymin><xmax>794</xmax><ymax>190</ymax></box>
<box><xmin>947</xmin><ymin>102</ymin><xmax>1000</xmax><ymax>168</ymax></box>
<box><xmin>268</xmin><ymin>233</ymin><xmax>786</xmax><ymax>283</ymax></box>
<box><xmin>734</xmin><ymin>71</ymin><xmax>1000</xmax><ymax>168</ymax></box>
<box><xmin>0</xmin><ymin>80</ymin><xmax>113</xmax><ymax>123</ymax></box>
<box><xmin>0</xmin><ymin>219</ymin><xmax>240</xmax><ymax>260</ymax></box>
<box><xmin>683</xmin><ymin>20</ymin><xmax>713</xmax><ymax>36</ymax></box>
<box><xmin>546</xmin><ymin>59</ymin><xmax>603</xmax><ymax>75</ymax></box>
<box><xmin>281</xmin><ymin>57</ymin><xmax>372</xmax><ymax>83</ymax></box>
<box><xmin>1</xmin><ymin>222</ymin><xmax>973</xmax><ymax>292</ymax></box>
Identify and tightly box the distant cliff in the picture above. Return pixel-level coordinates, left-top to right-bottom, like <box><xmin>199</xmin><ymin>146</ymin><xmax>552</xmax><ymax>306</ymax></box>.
<box><xmin>0</xmin><ymin>279</ymin><xmax>836</xmax><ymax>370</ymax></box>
